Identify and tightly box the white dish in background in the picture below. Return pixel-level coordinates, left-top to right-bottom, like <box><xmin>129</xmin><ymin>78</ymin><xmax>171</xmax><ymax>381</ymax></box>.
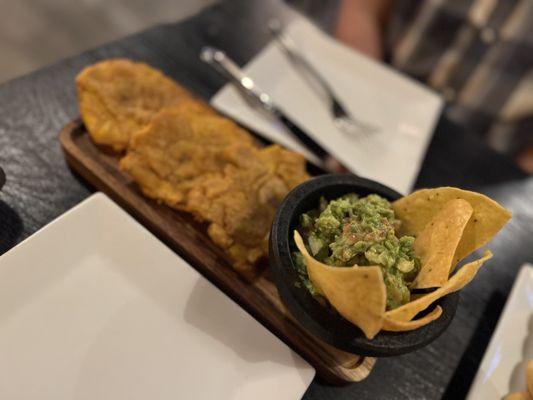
<box><xmin>211</xmin><ymin>16</ymin><xmax>443</xmax><ymax>194</ymax></box>
<box><xmin>0</xmin><ymin>193</ymin><xmax>314</xmax><ymax>400</ymax></box>
<box><xmin>467</xmin><ymin>264</ymin><xmax>533</xmax><ymax>399</ymax></box>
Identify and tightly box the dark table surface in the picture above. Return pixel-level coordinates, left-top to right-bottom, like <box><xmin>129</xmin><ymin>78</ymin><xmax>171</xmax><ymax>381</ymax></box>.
<box><xmin>0</xmin><ymin>1</ymin><xmax>532</xmax><ymax>399</ymax></box>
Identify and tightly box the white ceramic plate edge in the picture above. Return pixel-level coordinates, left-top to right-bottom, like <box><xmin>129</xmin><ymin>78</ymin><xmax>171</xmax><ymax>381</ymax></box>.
<box><xmin>467</xmin><ymin>264</ymin><xmax>533</xmax><ymax>399</ymax></box>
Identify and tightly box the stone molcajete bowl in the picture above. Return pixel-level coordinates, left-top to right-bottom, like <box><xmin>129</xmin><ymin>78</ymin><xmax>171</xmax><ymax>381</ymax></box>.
<box><xmin>269</xmin><ymin>174</ymin><xmax>459</xmax><ymax>357</ymax></box>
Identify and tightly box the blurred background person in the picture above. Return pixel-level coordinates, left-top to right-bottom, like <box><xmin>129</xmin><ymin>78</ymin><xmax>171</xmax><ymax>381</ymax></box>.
<box><xmin>333</xmin><ymin>0</ymin><xmax>533</xmax><ymax>173</ymax></box>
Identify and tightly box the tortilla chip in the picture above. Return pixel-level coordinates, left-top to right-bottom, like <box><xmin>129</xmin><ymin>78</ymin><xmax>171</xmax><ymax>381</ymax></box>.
<box><xmin>526</xmin><ymin>360</ymin><xmax>533</xmax><ymax>397</ymax></box>
<box><xmin>383</xmin><ymin>306</ymin><xmax>442</xmax><ymax>332</ymax></box>
<box><xmin>506</xmin><ymin>361</ymin><xmax>533</xmax><ymax>400</ymax></box>
<box><xmin>413</xmin><ymin>199</ymin><xmax>473</xmax><ymax>289</ymax></box>
<box><xmin>294</xmin><ymin>231</ymin><xmax>386</xmax><ymax>339</ymax></box>
<box><xmin>386</xmin><ymin>251</ymin><xmax>492</xmax><ymax>322</ymax></box>
<box><xmin>393</xmin><ymin>187</ymin><xmax>511</xmax><ymax>268</ymax></box>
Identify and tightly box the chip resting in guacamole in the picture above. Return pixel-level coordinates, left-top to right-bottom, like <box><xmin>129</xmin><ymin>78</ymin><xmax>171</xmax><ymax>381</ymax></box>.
<box><xmin>293</xmin><ymin>188</ymin><xmax>511</xmax><ymax>339</ymax></box>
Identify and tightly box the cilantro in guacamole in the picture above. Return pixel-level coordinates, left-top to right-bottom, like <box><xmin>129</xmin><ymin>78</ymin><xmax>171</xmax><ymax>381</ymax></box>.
<box><xmin>293</xmin><ymin>193</ymin><xmax>420</xmax><ymax>310</ymax></box>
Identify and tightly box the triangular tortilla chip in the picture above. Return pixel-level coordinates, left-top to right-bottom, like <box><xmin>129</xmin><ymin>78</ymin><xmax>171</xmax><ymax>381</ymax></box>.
<box><xmin>386</xmin><ymin>251</ymin><xmax>492</xmax><ymax>322</ymax></box>
<box><xmin>393</xmin><ymin>187</ymin><xmax>510</xmax><ymax>267</ymax></box>
<box><xmin>413</xmin><ymin>199</ymin><xmax>473</xmax><ymax>288</ymax></box>
<box><xmin>294</xmin><ymin>231</ymin><xmax>386</xmax><ymax>339</ymax></box>
<box><xmin>383</xmin><ymin>306</ymin><xmax>442</xmax><ymax>331</ymax></box>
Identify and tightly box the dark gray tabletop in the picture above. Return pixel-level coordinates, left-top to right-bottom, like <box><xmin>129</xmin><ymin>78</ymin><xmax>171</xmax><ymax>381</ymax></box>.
<box><xmin>0</xmin><ymin>1</ymin><xmax>532</xmax><ymax>399</ymax></box>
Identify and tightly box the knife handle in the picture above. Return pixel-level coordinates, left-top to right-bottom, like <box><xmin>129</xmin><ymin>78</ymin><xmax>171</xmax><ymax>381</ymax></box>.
<box><xmin>272</xmin><ymin>109</ymin><xmax>328</xmax><ymax>159</ymax></box>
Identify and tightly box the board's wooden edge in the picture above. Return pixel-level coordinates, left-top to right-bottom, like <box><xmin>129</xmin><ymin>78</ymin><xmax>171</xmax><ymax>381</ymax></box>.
<box><xmin>59</xmin><ymin>119</ymin><xmax>376</xmax><ymax>384</ymax></box>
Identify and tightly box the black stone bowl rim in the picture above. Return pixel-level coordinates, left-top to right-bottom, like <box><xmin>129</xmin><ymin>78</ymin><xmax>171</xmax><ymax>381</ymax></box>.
<box><xmin>269</xmin><ymin>173</ymin><xmax>459</xmax><ymax>357</ymax></box>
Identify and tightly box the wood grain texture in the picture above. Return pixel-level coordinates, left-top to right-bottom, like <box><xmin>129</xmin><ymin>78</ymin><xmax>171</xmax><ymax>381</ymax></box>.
<box><xmin>0</xmin><ymin>0</ymin><xmax>532</xmax><ymax>398</ymax></box>
<box><xmin>60</xmin><ymin>119</ymin><xmax>375</xmax><ymax>384</ymax></box>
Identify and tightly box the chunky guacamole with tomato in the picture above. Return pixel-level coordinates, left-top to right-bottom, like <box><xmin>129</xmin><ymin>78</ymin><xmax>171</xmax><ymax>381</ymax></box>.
<box><xmin>293</xmin><ymin>193</ymin><xmax>421</xmax><ymax>310</ymax></box>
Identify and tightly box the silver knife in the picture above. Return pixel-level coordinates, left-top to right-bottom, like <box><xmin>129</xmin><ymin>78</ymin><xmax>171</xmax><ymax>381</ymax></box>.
<box><xmin>200</xmin><ymin>46</ymin><xmax>343</xmax><ymax>171</ymax></box>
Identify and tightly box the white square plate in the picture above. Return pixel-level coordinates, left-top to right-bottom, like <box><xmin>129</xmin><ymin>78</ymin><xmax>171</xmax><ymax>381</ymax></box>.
<box><xmin>0</xmin><ymin>193</ymin><xmax>315</xmax><ymax>400</ymax></box>
<box><xmin>211</xmin><ymin>17</ymin><xmax>443</xmax><ymax>194</ymax></box>
<box><xmin>467</xmin><ymin>265</ymin><xmax>533</xmax><ymax>399</ymax></box>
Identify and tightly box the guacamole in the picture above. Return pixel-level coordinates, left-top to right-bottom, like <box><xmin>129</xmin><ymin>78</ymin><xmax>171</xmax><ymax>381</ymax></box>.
<box><xmin>293</xmin><ymin>193</ymin><xmax>420</xmax><ymax>310</ymax></box>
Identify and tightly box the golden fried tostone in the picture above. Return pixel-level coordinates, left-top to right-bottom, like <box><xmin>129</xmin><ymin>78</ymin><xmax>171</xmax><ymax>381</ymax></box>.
<box><xmin>119</xmin><ymin>105</ymin><xmax>256</xmax><ymax>209</ymax></box>
<box><xmin>120</xmin><ymin>105</ymin><xmax>309</xmax><ymax>276</ymax></box>
<box><xmin>185</xmin><ymin>144</ymin><xmax>309</xmax><ymax>276</ymax></box>
<box><xmin>76</xmin><ymin>59</ymin><xmax>211</xmax><ymax>151</ymax></box>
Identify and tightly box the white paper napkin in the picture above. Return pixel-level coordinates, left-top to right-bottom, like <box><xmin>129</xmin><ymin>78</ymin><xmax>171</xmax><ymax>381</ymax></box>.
<box><xmin>211</xmin><ymin>17</ymin><xmax>443</xmax><ymax>194</ymax></box>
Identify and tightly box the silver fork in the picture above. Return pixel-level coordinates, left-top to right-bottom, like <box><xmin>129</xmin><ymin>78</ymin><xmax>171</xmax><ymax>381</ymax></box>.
<box><xmin>268</xmin><ymin>20</ymin><xmax>378</xmax><ymax>138</ymax></box>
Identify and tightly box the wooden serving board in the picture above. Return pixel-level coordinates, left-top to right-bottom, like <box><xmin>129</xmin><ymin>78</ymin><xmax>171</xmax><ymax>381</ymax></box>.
<box><xmin>59</xmin><ymin>119</ymin><xmax>376</xmax><ymax>384</ymax></box>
